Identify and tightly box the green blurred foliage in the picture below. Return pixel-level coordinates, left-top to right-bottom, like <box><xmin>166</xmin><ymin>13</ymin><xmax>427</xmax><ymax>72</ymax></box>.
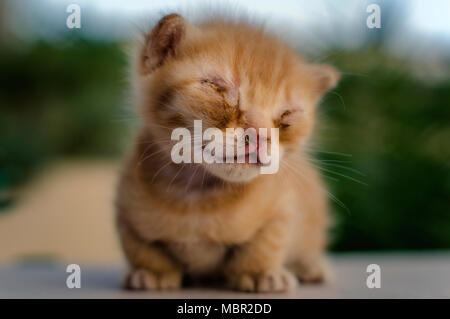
<box><xmin>317</xmin><ymin>49</ymin><xmax>450</xmax><ymax>250</ymax></box>
<box><xmin>0</xmin><ymin>39</ymin><xmax>449</xmax><ymax>250</ymax></box>
<box><xmin>0</xmin><ymin>39</ymin><xmax>131</xmax><ymax>196</ymax></box>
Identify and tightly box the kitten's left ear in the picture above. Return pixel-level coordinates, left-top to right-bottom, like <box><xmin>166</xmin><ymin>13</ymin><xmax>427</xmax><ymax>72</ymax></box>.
<box><xmin>308</xmin><ymin>64</ymin><xmax>341</xmax><ymax>96</ymax></box>
<box><xmin>141</xmin><ymin>14</ymin><xmax>191</xmax><ymax>74</ymax></box>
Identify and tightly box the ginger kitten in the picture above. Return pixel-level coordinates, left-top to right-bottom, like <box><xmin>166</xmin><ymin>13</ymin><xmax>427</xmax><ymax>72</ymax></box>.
<box><xmin>116</xmin><ymin>14</ymin><xmax>340</xmax><ymax>292</ymax></box>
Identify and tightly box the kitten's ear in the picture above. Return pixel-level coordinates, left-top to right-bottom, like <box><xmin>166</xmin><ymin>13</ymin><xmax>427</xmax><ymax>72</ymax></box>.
<box><xmin>141</xmin><ymin>14</ymin><xmax>189</xmax><ymax>73</ymax></box>
<box><xmin>308</xmin><ymin>64</ymin><xmax>340</xmax><ymax>96</ymax></box>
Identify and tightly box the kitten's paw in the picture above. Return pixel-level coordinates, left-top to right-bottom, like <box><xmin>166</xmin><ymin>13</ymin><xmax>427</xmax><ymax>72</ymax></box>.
<box><xmin>123</xmin><ymin>268</ymin><xmax>182</xmax><ymax>291</ymax></box>
<box><xmin>289</xmin><ymin>257</ymin><xmax>332</xmax><ymax>283</ymax></box>
<box><xmin>227</xmin><ymin>268</ymin><xmax>297</xmax><ymax>293</ymax></box>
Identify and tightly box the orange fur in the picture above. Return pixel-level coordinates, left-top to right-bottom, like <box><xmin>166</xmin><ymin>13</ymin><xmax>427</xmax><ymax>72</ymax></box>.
<box><xmin>116</xmin><ymin>14</ymin><xmax>339</xmax><ymax>292</ymax></box>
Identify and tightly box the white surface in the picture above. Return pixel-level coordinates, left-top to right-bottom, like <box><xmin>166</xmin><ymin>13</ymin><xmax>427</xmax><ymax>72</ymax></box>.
<box><xmin>1</xmin><ymin>253</ymin><xmax>449</xmax><ymax>299</ymax></box>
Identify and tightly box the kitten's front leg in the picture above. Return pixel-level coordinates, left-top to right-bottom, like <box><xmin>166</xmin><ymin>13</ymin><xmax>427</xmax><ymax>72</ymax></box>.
<box><xmin>118</xmin><ymin>222</ymin><xmax>182</xmax><ymax>291</ymax></box>
<box><xmin>223</xmin><ymin>218</ymin><xmax>297</xmax><ymax>293</ymax></box>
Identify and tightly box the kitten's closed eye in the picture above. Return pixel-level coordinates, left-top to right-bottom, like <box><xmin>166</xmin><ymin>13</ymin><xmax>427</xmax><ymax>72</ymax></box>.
<box><xmin>200</xmin><ymin>77</ymin><xmax>239</xmax><ymax>108</ymax></box>
<box><xmin>278</xmin><ymin>109</ymin><xmax>300</xmax><ymax>129</ymax></box>
<box><xmin>201</xmin><ymin>78</ymin><xmax>226</xmax><ymax>92</ymax></box>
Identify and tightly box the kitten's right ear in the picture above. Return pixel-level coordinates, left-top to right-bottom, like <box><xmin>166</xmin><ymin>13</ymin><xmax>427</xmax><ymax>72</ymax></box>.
<box><xmin>141</xmin><ymin>14</ymin><xmax>188</xmax><ymax>74</ymax></box>
<box><xmin>307</xmin><ymin>63</ymin><xmax>340</xmax><ymax>97</ymax></box>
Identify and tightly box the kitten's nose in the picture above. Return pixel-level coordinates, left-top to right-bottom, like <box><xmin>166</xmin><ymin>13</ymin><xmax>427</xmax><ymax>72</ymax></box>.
<box><xmin>245</xmin><ymin>135</ymin><xmax>257</xmax><ymax>154</ymax></box>
<box><xmin>245</xmin><ymin>131</ymin><xmax>270</xmax><ymax>154</ymax></box>
<box><xmin>224</xmin><ymin>86</ymin><xmax>239</xmax><ymax>107</ymax></box>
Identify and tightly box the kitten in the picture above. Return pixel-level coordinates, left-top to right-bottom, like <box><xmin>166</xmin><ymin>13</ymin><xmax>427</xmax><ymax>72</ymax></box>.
<box><xmin>116</xmin><ymin>14</ymin><xmax>339</xmax><ymax>292</ymax></box>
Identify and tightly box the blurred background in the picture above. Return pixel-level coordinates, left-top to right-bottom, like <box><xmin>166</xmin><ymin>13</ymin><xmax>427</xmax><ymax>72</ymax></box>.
<box><xmin>0</xmin><ymin>0</ymin><xmax>449</xmax><ymax>265</ymax></box>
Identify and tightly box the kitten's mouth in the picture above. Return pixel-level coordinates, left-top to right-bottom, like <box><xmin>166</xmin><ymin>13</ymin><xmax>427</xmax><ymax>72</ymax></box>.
<box><xmin>202</xmin><ymin>141</ymin><xmax>265</xmax><ymax>165</ymax></box>
<box><xmin>224</xmin><ymin>152</ymin><xmax>262</xmax><ymax>165</ymax></box>
<box><xmin>201</xmin><ymin>144</ymin><xmax>271</xmax><ymax>166</ymax></box>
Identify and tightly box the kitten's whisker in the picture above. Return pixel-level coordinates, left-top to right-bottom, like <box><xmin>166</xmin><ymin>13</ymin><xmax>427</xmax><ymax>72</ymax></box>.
<box><xmin>340</xmin><ymin>71</ymin><xmax>369</xmax><ymax>78</ymax></box>
<box><xmin>137</xmin><ymin>138</ymin><xmax>173</xmax><ymax>145</ymax></box>
<box><xmin>281</xmin><ymin>160</ymin><xmax>350</xmax><ymax>214</ymax></box>
<box><xmin>167</xmin><ymin>164</ymin><xmax>185</xmax><ymax>192</ymax></box>
<box><xmin>201</xmin><ymin>165</ymin><xmax>207</xmax><ymax>189</ymax></box>
<box><xmin>328</xmin><ymin>90</ymin><xmax>347</xmax><ymax>110</ymax></box>
<box><xmin>110</xmin><ymin>118</ymin><xmax>139</xmax><ymax>123</ymax></box>
<box><xmin>185</xmin><ymin>164</ymin><xmax>200</xmax><ymax>193</ymax></box>
<box><xmin>138</xmin><ymin>147</ymin><xmax>167</xmax><ymax>165</ymax></box>
<box><xmin>313</xmin><ymin>159</ymin><xmax>352</xmax><ymax>164</ymax></box>
<box><xmin>304</xmin><ymin>147</ymin><xmax>353</xmax><ymax>157</ymax></box>
<box><xmin>309</xmin><ymin>158</ymin><xmax>365</xmax><ymax>176</ymax></box>
<box><xmin>283</xmin><ymin>162</ymin><xmax>350</xmax><ymax>214</ymax></box>
<box><xmin>314</xmin><ymin>165</ymin><xmax>367</xmax><ymax>186</ymax></box>
<box><xmin>151</xmin><ymin>161</ymin><xmax>173</xmax><ymax>184</ymax></box>
<box><xmin>314</xmin><ymin>162</ymin><xmax>366</xmax><ymax>177</ymax></box>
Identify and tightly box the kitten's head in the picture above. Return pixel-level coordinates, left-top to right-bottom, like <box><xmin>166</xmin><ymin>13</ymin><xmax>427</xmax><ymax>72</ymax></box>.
<box><xmin>136</xmin><ymin>14</ymin><xmax>339</xmax><ymax>183</ymax></box>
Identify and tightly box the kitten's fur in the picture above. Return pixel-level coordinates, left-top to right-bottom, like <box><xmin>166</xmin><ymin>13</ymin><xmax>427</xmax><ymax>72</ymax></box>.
<box><xmin>116</xmin><ymin>14</ymin><xmax>339</xmax><ymax>292</ymax></box>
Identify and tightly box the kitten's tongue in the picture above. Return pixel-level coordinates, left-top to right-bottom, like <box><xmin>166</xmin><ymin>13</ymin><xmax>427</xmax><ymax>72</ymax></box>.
<box><xmin>246</xmin><ymin>141</ymin><xmax>258</xmax><ymax>155</ymax></box>
<box><xmin>245</xmin><ymin>136</ymin><xmax>266</xmax><ymax>164</ymax></box>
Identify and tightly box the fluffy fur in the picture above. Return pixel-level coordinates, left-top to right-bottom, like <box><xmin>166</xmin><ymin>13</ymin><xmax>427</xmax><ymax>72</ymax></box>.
<box><xmin>116</xmin><ymin>13</ymin><xmax>339</xmax><ymax>292</ymax></box>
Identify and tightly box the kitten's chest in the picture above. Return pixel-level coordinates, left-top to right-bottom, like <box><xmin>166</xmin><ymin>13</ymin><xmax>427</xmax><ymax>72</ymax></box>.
<box><xmin>162</xmin><ymin>205</ymin><xmax>266</xmax><ymax>243</ymax></box>
<box><xmin>132</xmin><ymin>176</ymin><xmax>287</xmax><ymax>244</ymax></box>
<box><xmin>166</xmin><ymin>241</ymin><xmax>228</xmax><ymax>274</ymax></box>
<box><xmin>136</xmin><ymin>195</ymin><xmax>272</xmax><ymax>244</ymax></box>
